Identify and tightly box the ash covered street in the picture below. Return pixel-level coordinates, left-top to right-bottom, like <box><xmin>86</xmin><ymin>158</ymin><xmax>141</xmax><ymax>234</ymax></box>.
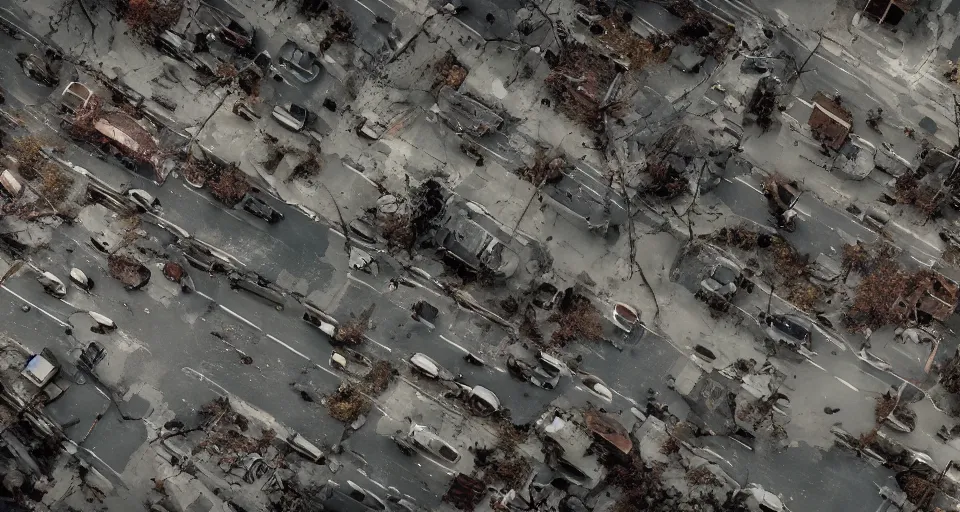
<box><xmin>5</xmin><ymin>0</ymin><xmax>960</xmax><ymax>511</ymax></box>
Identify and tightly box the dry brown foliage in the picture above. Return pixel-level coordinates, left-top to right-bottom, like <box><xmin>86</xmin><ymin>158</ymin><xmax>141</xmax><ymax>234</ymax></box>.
<box><xmin>709</xmin><ymin>225</ymin><xmax>760</xmax><ymax>250</ymax></box>
<box><xmin>380</xmin><ymin>213</ymin><xmax>415</xmax><ymax>253</ymax></box>
<box><xmin>68</xmin><ymin>95</ymin><xmax>104</xmax><ymax>141</ymax></box>
<box><xmin>549</xmin><ymin>295</ymin><xmax>604</xmax><ymax>345</ymax></box>
<box><xmin>289</xmin><ymin>153</ymin><xmax>321</xmax><ymax>183</ymax></box>
<box><xmin>901</xmin><ymin>474</ymin><xmax>934</xmax><ymax>507</ymax></box>
<box><xmin>845</xmin><ymin>245</ymin><xmax>912</xmax><ymax>332</ymax></box>
<box><xmin>895</xmin><ymin>174</ymin><xmax>941</xmax><ymax>217</ymax></box>
<box><xmin>841</xmin><ymin>242</ymin><xmax>870</xmax><ymax>276</ymax></box>
<box><xmin>520</xmin><ymin>151</ymin><xmax>564</xmax><ymax>185</ymax></box>
<box><xmin>192</xmin><ymin>397</ymin><xmax>277</xmax><ymax>465</ymax></box>
<box><xmin>215</xmin><ymin>63</ymin><xmax>239</xmax><ymax>82</ymax></box>
<box><xmin>659</xmin><ymin>436</ymin><xmax>681</xmax><ymax>455</ymax></box>
<box><xmin>476</xmin><ymin>422</ymin><xmax>531</xmax><ymax>490</ymax></box>
<box><xmin>875</xmin><ymin>393</ymin><xmax>897</xmax><ymax>422</ymax></box>
<box><xmin>434</xmin><ymin>53</ymin><xmax>468</xmax><ymax>89</ymax></box>
<box><xmin>38</xmin><ymin>165</ymin><xmax>74</xmax><ymax>205</ymax></box>
<box><xmin>597</xmin><ymin>11</ymin><xmax>671</xmax><ymax>69</ymax></box>
<box><xmin>9</xmin><ymin>136</ymin><xmax>48</xmax><ymax>180</ymax></box>
<box><xmin>770</xmin><ymin>237</ymin><xmax>808</xmax><ymax>279</ymax></box>
<box><xmin>334</xmin><ymin>304</ymin><xmax>375</xmax><ymax>345</ymax></box>
<box><xmin>685</xmin><ymin>466</ymin><xmax>720</xmax><ymax>487</ymax></box>
<box><xmin>363</xmin><ymin>360</ymin><xmax>394</xmax><ymax>395</ymax></box>
<box><xmin>125</xmin><ymin>0</ymin><xmax>183</xmax><ymax>40</ymax></box>
<box><xmin>108</xmin><ymin>254</ymin><xmax>150</xmax><ymax>288</ymax></box>
<box><xmin>208</xmin><ymin>164</ymin><xmax>251</xmax><ymax>206</ymax></box>
<box><xmin>609</xmin><ymin>454</ymin><xmax>670</xmax><ymax>512</ymax></box>
<box><xmin>327</xmin><ymin>384</ymin><xmax>371</xmax><ymax>423</ymax></box>
<box><xmin>544</xmin><ymin>41</ymin><xmax>618</xmax><ymax>130</ymax></box>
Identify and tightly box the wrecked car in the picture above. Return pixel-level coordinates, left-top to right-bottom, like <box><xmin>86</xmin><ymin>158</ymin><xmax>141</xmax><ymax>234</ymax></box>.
<box><xmin>759</xmin><ymin>312</ymin><xmax>812</xmax><ymax>352</ymax></box>
<box><xmin>60</xmin><ymin>82</ymin><xmax>93</xmax><ymax>114</ymax></box>
<box><xmin>16</xmin><ymin>53</ymin><xmax>58</xmax><ymax>87</ymax></box>
<box><xmin>393</xmin><ymin>422</ymin><xmax>461</xmax><ymax>464</ymax></box>
<box><xmin>507</xmin><ymin>353</ymin><xmax>566</xmax><ymax>390</ymax></box>
<box><xmin>697</xmin><ymin>256</ymin><xmax>753</xmax><ymax>303</ymax></box>
<box><xmin>435</xmin><ymin>202</ymin><xmax>520</xmax><ymax>278</ymax></box>
<box><xmin>434</xmin><ymin>85</ymin><xmax>503</xmax><ymax>137</ymax></box>
<box><xmin>450</xmin><ymin>383</ymin><xmax>501</xmax><ymax>417</ymax></box>
<box><xmin>611</xmin><ymin>302</ymin><xmax>640</xmax><ymax>333</ymax></box>
<box><xmin>125</xmin><ymin>188</ymin><xmax>160</xmax><ymax>213</ymax></box>
<box><xmin>156</xmin><ymin>30</ymin><xmax>215</xmax><ymax>74</ymax></box>
<box><xmin>37</xmin><ymin>271</ymin><xmax>66</xmax><ymax>298</ymax></box>
<box><xmin>303</xmin><ymin>301</ymin><xmax>337</xmax><ymax>337</ymax></box>
<box><xmin>277</xmin><ymin>40</ymin><xmax>321</xmax><ymax>82</ymax></box>
<box><xmin>239</xmin><ymin>194</ymin><xmax>284</xmax><ymax>223</ymax></box>
<box><xmin>409</xmin><ymin>352</ymin><xmax>458</xmax><ymax>381</ymax></box>
<box><xmin>228</xmin><ymin>271</ymin><xmax>285</xmax><ymax>310</ymax></box>
<box><xmin>195</xmin><ymin>2</ymin><xmax>256</xmax><ymax>52</ymax></box>
<box><xmin>579</xmin><ymin>373</ymin><xmax>613</xmax><ymax>403</ymax></box>
<box><xmin>272</xmin><ymin>103</ymin><xmax>313</xmax><ymax>132</ymax></box>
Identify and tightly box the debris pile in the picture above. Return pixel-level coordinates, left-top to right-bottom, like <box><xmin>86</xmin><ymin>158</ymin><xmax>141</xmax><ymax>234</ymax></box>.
<box><xmin>334</xmin><ymin>304</ymin><xmax>374</xmax><ymax>345</ymax></box>
<box><xmin>894</xmin><ymin>173</ymin><xmax>941</xmax><ymax>217</ymax></box>
<box><xmin>519</xmin><ymin>151</ymin><xmax>564</xmax><ymax>185</ymax></box>
<box><xmin>434</xmin><ymin>53</ymin><xmax>468</xmax><ymax>89</ymax></box>
<box><xmin>124</xmin><ymin>0</ymin><xmax>184</xmax><ymax>40</ymax></box>
<box><xmin>191</xmin><ymin>397</ymin><xmax>278</xmax><ymax>466</ymax></box>
<box><xmin>474</xmin><ymin>422</ymin><xmax>531</xmax><ymax>490</ymax></box>
<box><xmin>548</xmin><ymin>293</ymin><xmax>604</xmax><ymax>346</ymax></box>
<box><xmin>545</xmin><ymin>42</ymin><xmax>619</xmax><ymax>129</ymax></box>
<box><xmin>108</xmin><ymin>254</ymin><xmax>151</xmax><ymax>289</ymax></box>
<box><xmin>326</xmin><ymin>358</ymin><xmax>393</xmax><ymax>423</ymax></box>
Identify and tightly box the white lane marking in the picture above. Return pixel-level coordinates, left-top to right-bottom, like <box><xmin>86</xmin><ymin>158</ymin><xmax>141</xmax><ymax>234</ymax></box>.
<box><xmin>1</xmin><ymin>285</ymin><xmax>70</xmax><ymax>327</ymax></box>
<box><xmin>219</xmin><ymin>305</ymin><xmax>263</xmax><ymax>331</ymax></box>
<box><xmin>453</xmin><ymin>17</ymin><xmax>485</xmax><ymax>41</ymax></box>
<box><xmin>439</xmin><ymin>334</ymin><xmax>469</xmax><ymax>353</ymax></box>
<box><xmin>734</xmin><ymin>176</ymin><xmax>764</xmax><ymax>195</ymax></box>
<box><xmin>348</xmin><ymin>0</ymin><xmax>376</xmax><ymax>15</ymax></box>
<box><xmin>266</xmin><ymin>334</ymin><xmax>310</xmax><ymax>360</ymax></box>
<box><xmin>363</xmin><ymin>335</ymin><xmax>393</xmax><ymax>353</ymax></box>
<box><xmin>611</xmin><ymin>388</ymin><xmax>638</xmax><ymax>406</ymax></box>
<box><xmin>330</xmin><ymin>228</ymin><xmax>345</xmax><ymax>239</ymax></box>
<box><xmin>805</xmin><ymin>358</ymin><xmax>828</xmax><ymax>372</ymax></box>
<box><xmin>194</xmin><ymin>291</ymin><xmax>343</xmax><ymax>375</ymax></box>
<box><xmin>795</xmin><ymin>97</ymin><xmax>814</xmax><ymax>108</ymax></box>
<box><xmin>183</xmin><ymin>367</ymin><xmax>230</xmax><ymax>395</ymax></box>
<box><xmin>347</xmin><ymin>273</ymin><xmax>380</xmax><ymax>293</ymax></box>
<box><xmin>835</xmin><ymin>376</ymin><xmax>860</xmax><ymax>392</ymax></box>
<box><xmin>180</xmin><ymin>182</ymin><xmax>249</xmax><ymax>224</ymax></box>
<box><xmin>342</xmin><ymin>162</ymin><xmax>380</xmax><ymax>188</ymax></box>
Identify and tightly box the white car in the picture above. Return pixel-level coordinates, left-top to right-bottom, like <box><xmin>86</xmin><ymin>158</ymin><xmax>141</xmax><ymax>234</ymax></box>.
<box><xmin>409</xmin><ymin>353</ymin><xmax>457</xmax><ymax>381</ymax></box>
<box><xmin>580</xmin><ymin>373</ymin><xmax>613</xmax><ymax>402</ymax></box>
